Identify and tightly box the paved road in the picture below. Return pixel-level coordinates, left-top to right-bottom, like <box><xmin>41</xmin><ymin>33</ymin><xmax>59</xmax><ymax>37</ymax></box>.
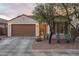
<box><xmin>0</xmin><ymin>37</ymin><xmax>79</xmax><ymax>56</ymax></box>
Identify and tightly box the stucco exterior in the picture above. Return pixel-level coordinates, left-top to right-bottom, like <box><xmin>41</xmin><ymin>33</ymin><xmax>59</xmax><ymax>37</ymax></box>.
<box><xmin>8</xmin><ymin>14</ymin><xmax>39</xmax><ymax>36</ymax></box>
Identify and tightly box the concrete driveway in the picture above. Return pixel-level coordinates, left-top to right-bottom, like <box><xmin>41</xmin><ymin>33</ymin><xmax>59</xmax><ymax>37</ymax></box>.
<box><xmin>0</xmin><ymin>37</ymin><xmax>79</xmax><ymax>56</ymax></box>
<box><xmin>0</xmin><ymin>37</ymin><xmax>35</xmax><ymax>56</ymax></box>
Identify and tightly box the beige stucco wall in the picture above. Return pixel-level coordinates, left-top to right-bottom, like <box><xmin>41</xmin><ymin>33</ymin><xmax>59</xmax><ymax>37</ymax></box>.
<box><xmin>8</xmin><ymin>15</ymin><xmax>39</xmax><ymax>36</ymax></box>
<box><xmin>47</xmin><ymin>25</ymin><xmax>50</xmax><ymax>34</ymax></box>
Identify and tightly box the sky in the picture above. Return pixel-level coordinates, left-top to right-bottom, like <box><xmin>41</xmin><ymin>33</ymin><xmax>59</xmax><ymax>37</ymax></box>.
<box><xmin>0</xmin><ymin>3</ymin><xmax>36</xmax><ymax>20</ymax></box>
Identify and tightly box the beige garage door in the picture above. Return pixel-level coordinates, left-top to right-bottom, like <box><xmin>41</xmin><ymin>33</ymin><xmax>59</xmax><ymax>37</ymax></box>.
<box><xmin>11</xmin><ymin>24</ymin><xmax>35</xmax><ymax>36</ymax></box>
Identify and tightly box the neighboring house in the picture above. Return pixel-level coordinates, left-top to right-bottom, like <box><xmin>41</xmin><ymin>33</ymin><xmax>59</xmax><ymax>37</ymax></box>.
<box><xmin>0</xmin><ymin>18</ymin><xmax>7</xmax><ymax>36</ymax></box>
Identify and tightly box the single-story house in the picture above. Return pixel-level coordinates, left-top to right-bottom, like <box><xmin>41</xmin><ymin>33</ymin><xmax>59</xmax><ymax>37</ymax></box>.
<box><xmin>8</xmin><ymin>14</ymin><xmax>50</xmax><ymax>37</ymax></box>
<box><xmin>0</xmin><ymin>18</ymin><xmax>7</xmax><ymax>36</ymax></box>
<box><xmin>6</xmin><ymin>13</ymin><xmax>79</xmax><ymax>38</ymax></box>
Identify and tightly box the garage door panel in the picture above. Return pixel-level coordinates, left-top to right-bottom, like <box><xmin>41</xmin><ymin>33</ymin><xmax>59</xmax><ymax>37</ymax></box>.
<box><xmin>12</xmin><ymin>24</ymin><xmax>35</xmax><ymax>36</ymax></box>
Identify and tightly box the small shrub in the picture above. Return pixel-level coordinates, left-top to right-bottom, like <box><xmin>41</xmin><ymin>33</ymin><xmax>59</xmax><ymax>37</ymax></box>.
<box><xmin>36</xmin><ymin>36</ymin><xmax>43</xmax><ymax>42</ymax></box>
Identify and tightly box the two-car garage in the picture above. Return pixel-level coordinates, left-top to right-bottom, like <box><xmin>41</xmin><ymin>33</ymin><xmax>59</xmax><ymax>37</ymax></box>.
<box><xmin>8</xmin><ymin>14</ymin><xmax>39</xmax><ymax>37</ymax></box>
<box><xmin>11</xmin><ymin>24</ymin><xmax>35</xmax><ymax>36</ymax></box>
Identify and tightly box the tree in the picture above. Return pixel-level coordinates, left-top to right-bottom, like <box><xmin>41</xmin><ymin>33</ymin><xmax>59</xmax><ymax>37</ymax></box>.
<box><xmin>71</xmin><ymin>4</ymin><xmax>79</xmax><ymax>20</ymax></box>
<box><xmin>33</xmin><ymin>4</ymin><xmax>55</xmax><ymax>44</ymax></box>
<box><xmin>33</xmin><ymin>3</ymin><xmax>79</xmax><ymax>43</ymax></box>
<box><xmin>62</xmin><ymin>3</ymin><xmax>79</xmax><ymax>42</ymax></box>
<box><xmin>62</xmin><ymin>3</ymin><xmax>79</xmax><ymax>26</ymax></box>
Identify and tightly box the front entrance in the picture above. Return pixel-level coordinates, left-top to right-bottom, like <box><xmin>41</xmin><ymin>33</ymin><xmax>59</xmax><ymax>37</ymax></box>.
<box><xmin>39</xmin><ymin>23</ymin><xmax>47</xmax><ymax>36</ymax></box>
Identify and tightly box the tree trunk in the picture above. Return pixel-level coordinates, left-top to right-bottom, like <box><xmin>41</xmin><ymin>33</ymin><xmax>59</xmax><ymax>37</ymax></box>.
<box><xmin>53</xmin><ymin>21</ymin><xmax>55</xmax><ymax>34</ymax></box>
<box><xmin>49</xmin><ymin>31</ymin><xmax>53</xmax><ymax>44</ymax></box>
<box><xmin>49</xmin><ymin>26</ymin><xmax>53</xmax><ymax>44</ymax></box>
<box><xmin>69</xmin><ymin>23</ymin><xmax>77</xmax><ymax>42</ymax></box>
